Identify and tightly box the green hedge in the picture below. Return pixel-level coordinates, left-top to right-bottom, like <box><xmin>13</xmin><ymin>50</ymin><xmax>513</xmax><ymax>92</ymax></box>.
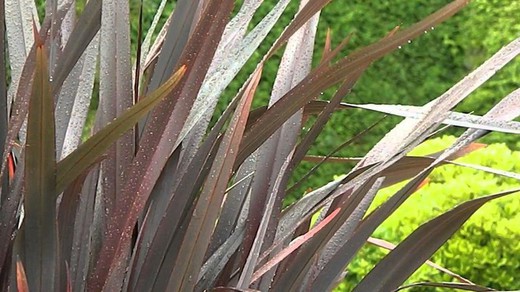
<box><xmin>337</xmin><ymin>136</ymin><xmax>520</xmax><ymax>291</ymax></box>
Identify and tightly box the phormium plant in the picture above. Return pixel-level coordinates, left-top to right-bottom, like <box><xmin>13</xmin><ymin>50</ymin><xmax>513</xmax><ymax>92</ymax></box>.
<box><xmin>0</xmin><ymin>0</ymin><xmax>519</xmax><ymax>291</ymax></box>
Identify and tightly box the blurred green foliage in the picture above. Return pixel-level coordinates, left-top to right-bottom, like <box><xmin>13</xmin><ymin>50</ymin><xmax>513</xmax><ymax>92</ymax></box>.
<box><xmin>338</xmin><ymin>135</ymin><xmax>520</xmax><ymax>291</ymax></box>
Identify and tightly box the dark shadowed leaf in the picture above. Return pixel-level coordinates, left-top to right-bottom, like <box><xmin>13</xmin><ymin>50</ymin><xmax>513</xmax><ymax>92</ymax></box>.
<box><xmin>145</xmin><ymin>0</ymin><xmax>201</xmax><ymax>94</ymax></box>
<box><xmin>394</xmin><ymin>282</ymin><xmax>496</xmax><ymax>292</ymax></box>
<box><xmin>367</xmin><ymin>237</ymin><xmax>473</xmax><ymax>284</ymax></box>
<box><xmin>128</xmin><ymin>86</ymin><xmax>242</xmax><ymax>291</ymax></box>
<box><xmin>0</xmin><ymin>0</ymin><xmax>7</xmax><ymax>201</ymax></box>
<box><xmin>353</xmin><ymin>189</ymin><xmax>520</xmax><ymax>292</ymax></box>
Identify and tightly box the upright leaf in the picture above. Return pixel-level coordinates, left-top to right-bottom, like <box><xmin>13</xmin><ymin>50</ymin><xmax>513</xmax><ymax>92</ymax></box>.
<box><xmin>237</xmin><ymin>1</ymin><xmax>320</xmax><ymax>288</ymax></box>
<box><xmin>52</xmin><ymin>0</ymin><xmax>101</xmax><ymax>93</ymax></box>
<box><xmin>168</xmin><ymin>66</ymin><xmax>262</xmax><ymax>292</ymax></box>
<box><xmin>86</xmin><ymin>2</ymin><xmax>234</xmax><ymax>290</ymax></box>
<box><xmin>22</xmin><ymin>39</ymin><xmax>58</xmax><ymax>292</ymax></box>
<box><xmin>98</xmin><ymin>0</ymin><xmax>134</xmax><ymax>221</ymax></box>
<box><xmin>0</xmin><ymin>0</ymin><xmax>7</xmax><ymax>200</ymax></box>
<box><xmin>4</xmin><ymin>0</ymin><xmax>38</xmax><ymax>110</ymax></box>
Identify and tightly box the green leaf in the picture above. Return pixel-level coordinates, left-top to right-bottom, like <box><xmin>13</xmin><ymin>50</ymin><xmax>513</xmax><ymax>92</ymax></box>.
<box><xmin>56</xmin><ymin>65</ymin><xmax>186</xmax><ymax>194</ymax></box>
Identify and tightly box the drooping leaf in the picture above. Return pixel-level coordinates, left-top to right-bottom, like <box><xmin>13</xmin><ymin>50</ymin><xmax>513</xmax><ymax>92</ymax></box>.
<box><xmin>343</xmin><ymin>103</ymin><xmax>520</xmax><ymax>134</ymax></box>
<box><xmin>360</xmin><ymin>36</ymin><xmax>520</xmax><ymax>167</ymax></box>
<box><xmin>307</xmin><ymin>36</ymin><xmax>520</xmax><ymax>287</ymax></box>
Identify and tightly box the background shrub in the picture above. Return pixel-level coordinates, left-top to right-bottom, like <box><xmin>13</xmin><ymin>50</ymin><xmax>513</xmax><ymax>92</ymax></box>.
<box><xmin>339</xmin><ymin>136</ymin><xmax>520</xmax><ymax>291</ymax></box>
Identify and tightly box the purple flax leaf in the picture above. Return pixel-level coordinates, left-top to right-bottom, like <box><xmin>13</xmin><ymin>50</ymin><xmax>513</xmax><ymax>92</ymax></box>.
<box><xmin>22</xmin><ymin>40</ymin><xmax>58</xmax><ymax>292</ymax></box>
<box><xmin>55</xmin><ymin>65</ymin><xmax>186</xmax><ymax>194</ymax></box>
<box><xmin>167</xmin><ymin>66</ymin><xmax>262</xmax><ymax>292</ymax></box>
<box><xmin>367</xmin><ymin>237</ymin><xmax>474</xmax><ymax>284</ymax></box>
<box><xmin>352</xmin><ymin>189</ymin><xmax>520</xmax><ymax>292</ymax></box>
<box><xmin>238</xmin><ymin>0</ymin><xmax>471</xmax><ymax>166</ymax></box>
<box><xmin>238</xmin><ymin>1</ymin><xmax>320</xmax><ymax>289</ymax></box>
<box><xmin>85</xmin><ymin>2</ymin><xmax>233</xmax><ymax>290</ymax></box>
<box><xmin>394</xmin><ymin>282</ymin><xmax>496</xmax><ymax>292</ymax></box>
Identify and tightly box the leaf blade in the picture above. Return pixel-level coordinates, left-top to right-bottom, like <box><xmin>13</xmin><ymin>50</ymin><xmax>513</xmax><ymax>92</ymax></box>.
<box><xmin>56</xmin><ymin>65</ymin><xmax>186</xmax><ymax>194</ymax></box>
<box><xmin>352</xmin><ymin>189</ymin><xmax>520</xmax><ymax>292</ymax></box>
<box><xmin>23</xmin><ymin>40</ymin><xmax>58</xmax><ymax>292</ymax></box>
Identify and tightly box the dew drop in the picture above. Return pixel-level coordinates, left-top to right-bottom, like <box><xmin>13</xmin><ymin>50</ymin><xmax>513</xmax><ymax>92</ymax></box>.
<box><xmin>431</xmin><ymin>26</ymin><xmax>435</xmax><ymax>30</ymax></box>
<box><xmin>398</xmin><ymin>46</ymin><xmax>402</xmax><ymax>49</ymax></box>
<box><xmin>424</xmin><ymin>30</ymin><xmax>428</xmax><ymax>34</ymax></box>
<box><xmin>407</xmin><ymin>40</ymin><xmax>412</xmax><ymax>44</ymax></box>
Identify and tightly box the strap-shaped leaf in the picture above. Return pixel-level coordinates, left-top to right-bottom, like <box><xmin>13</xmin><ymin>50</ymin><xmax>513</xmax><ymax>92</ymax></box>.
<box><xmin>23</xmin><ymin>40</ymin><xmax>58</xmax><ymax>292</ymax></box>
<box><xmin>366</xmin><ymin>237</ymin><xmax>473</xmax><ymax>284</ymax></box>
<box><xmin>395</xmin><ymin>282</ymin><xmax>496</xmax><ymax>292</ymax></box>
<box><xmin>168</xmin><ymin>66</ymin><xmax>262</xmax><ymax>292</ymax></box>
<box><xmin>352</xmin><ymin>188</ymin><xmax>520</xmax><ymax>292</ymax></box>
<box><xmin>56</xmin><ymin>65</ymin><xmax>186</xmax><ymax>194</ymax></box>
<box><xmin>238</xmin><ymin>0</ymin><xmax>471</xmax><ymax>166</ymax></box>
<box><xmin>344</xmin><ymin>103</ymin><xmax>520</xmax><ymax>134</ymax></box>
<box><xmin>167</xmin><ymin>67</ymin><xmax>262</xmax><ymax>291</ymax></box>
<box><xmin>52</xmin><ymin>0</ymin><xmax>101</xmax><ymax>93</ymax></box>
